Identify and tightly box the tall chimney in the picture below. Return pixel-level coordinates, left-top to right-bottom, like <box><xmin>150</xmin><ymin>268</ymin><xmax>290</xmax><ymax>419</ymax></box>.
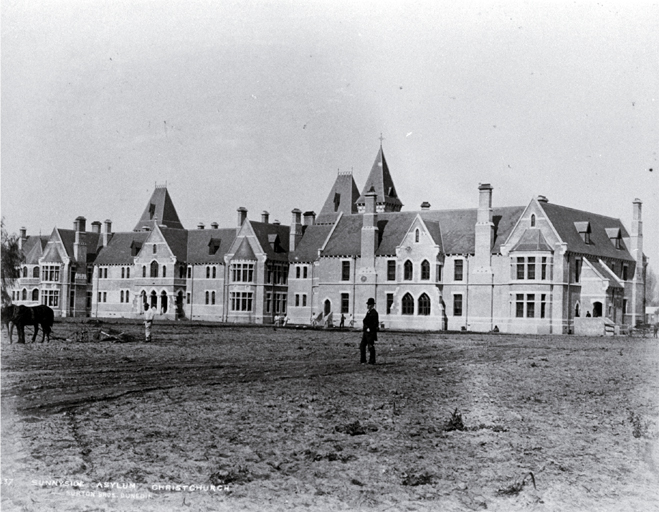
<box><xmin>74</xmin><ymin>216</ymin><xmax>87</xmax><ymax>263</ymax></box>
<box><xmin>474</xmin><ymin>184</ymin><xmax>494</xmax><ymax>270</ymax></box>
<box><xmin>631</xmin><ymin>198</ymin><xmax>643</xmax><ymax>327</ymax></box>
<box><xmin>91</xmin><ymin>221</ymin><xmax>102</xmax><ymax>234</ymax></box>
<box><xmin>361</xmin><ymin>188</ymin><xmax>379</xmax><ymax>267</ymax></box>
<box><xmin>19</xmin><ymin>227</ymin><xmax>27</xmax><ymax>251</ymax></box>
<box><xmin>261</xmin><ymin>211</ymin><xmax>270</xmax><ymax>224</ymax></box>
<box><xmin>289</xmin><ymin>209</ymin><xmax>302</xmax><ymax>252</ymax></box>
<box><xmin>237</xmin><ymin>207</ymin><xmax>247</xmax><ymax>234</ymax></box>
<box><xmin>103</xmin><ymin>219</ymin><xmax>112</xmax><ymax>247</ymax></box>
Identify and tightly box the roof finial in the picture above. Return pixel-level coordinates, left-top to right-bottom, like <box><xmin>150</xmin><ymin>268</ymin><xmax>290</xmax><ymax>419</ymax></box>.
<box><xmin>379</xmin><ymin>133</ymin><xmax>385</xmax><ymax>147</ymax></box>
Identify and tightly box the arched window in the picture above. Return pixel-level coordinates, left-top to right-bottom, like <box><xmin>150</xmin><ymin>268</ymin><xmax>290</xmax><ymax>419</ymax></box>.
<box><xmin>162</xmin><ymin>265</ymin><xmax>167</xmax><ymax>278</ymax></box>
<box><xmin>205</xmin><ymin>291</ymin><xmax>210</xmax><ymax>305</ymax></box>
<box><xmin>418</xmin><ymin>293</ymin><xmax>431</xmax><ymax>315</ymax></box>
<box><xmin>23</xmin><ymin>266</ymin><xmax>28</xmax><ymax>278</ymax></box>
<box><xmin>575</xmin><ymin>302</ymin><xmax>580</xmax><ymax>318</ymax></box>
<box><xmin>121</xmin><ymin>290</ymin><xmax>125</xmax><ymax>302</ymax></box>
<box><xmin>206</xmin><ymin>266</ymin><xmax>210</xmax><ymax>279</ymax></box>
<box><xmin>141</xmin><ymin>290</ymin><xmax>147</xmax><ymax>307</ymax></box>
<box><xmin>212</xmin><ymin>266</ymin><xmax>216</xmax><ymax>279</ymax></box>
<box><xmin>161</xmin><ymin>291</ymin><xmax>168</xmax><ymax>313</ymax></box>
<box><xmin>32</xmin><ymin>289</ymin><xmax>39</xmax><ymax>301</ymax></box>
<box><xmin>142</xmin><ymin>266</ymin><xmax>146</xmax><ymax>278</ymax></box>
<box><xmin>121</xmin><ymin>268</ymin><xmax>125</xmax><ymax>279</ymax></box>
<box><xmin>421</xmin><ymin>260</ymin><xmax>430</xmax><ymax>280</ymax></box>
<box><xmin>126</xmin><ymin>267</ymin><xmax>130</xmax><ymax>279</ymax></box>
<box><xmin>402</xmin><ymin>293</ymin><xmax>414</xmax><ymax>315</ymax></box>
<box><xmin>150</xmin><ymin>261</ymin><xmax>159</xmax><ymax>278</ymax></box>
<box><xmin>153</xmin><ymin>244</ymin><xmax>157</xmax><ymax>254</ymax></box>
<box><xmin>415</xmin><ymin>229</ymin><xmax>420</xmax><ymax>243</ymax></box>
<box><xmin>296</xmin><ymin>267</ymin><xmax>301</xmax><ymax>279</ymax></box>
<box><xmin>22</xmin><ymin>288</ymin><xmax>27</xmax><ymax>301</ymax></box>
<box><xmin>33</xmin><ymin>267</ymin><xmax>40</xmax><ymax>279</ymax></box>
<box><xmin>150</xmin><ymin>291</ymin><xmax>157</xmax><ymax>309</ymax></box>
<box><xmin>531</xmin><ymin>214</ymin><xmax>536</xmax><ymax>227</ymax></box>
<box><xmin>212</xmin><ymin>291</ymin><xmax>216</xmax><ymax>305</ymax></box>
<box><xmin>404</xmin><ymin>260</ymin><xmax>413</xmax><ymax>281</ymax></box>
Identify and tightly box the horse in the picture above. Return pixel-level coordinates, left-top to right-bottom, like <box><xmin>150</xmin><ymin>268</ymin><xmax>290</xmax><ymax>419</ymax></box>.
<box><xmin>13</xmin><ymin>304</ymin><xmax>54</xmax><ymax>343</ymax></box>
<box><xmin>1</xmin><ymin>304</ymin><xmax>17</xmax><ymax>343</ymax></box>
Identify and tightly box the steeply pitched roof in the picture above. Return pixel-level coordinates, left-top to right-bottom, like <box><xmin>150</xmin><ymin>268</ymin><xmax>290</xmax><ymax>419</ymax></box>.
<box><xmin>317</xmin><ymin>172</ymin><xmax>361</xmax><ymax>222</ymax></box>
<box><xmin>307</xmin><ymin>206</ymin><xmax>524</xmax><ymax>259</ymax></box>
<box><xmin>289</xmin><ymin>224</ymin><xmax>334</xmax><ymax>262</ymax></box>
<box><xmin>355</xmin><ymin>148</ymin><xmax>403</xmax><ymax>211</ymax></box>
<box><xmin>511</xmin><ymin>228</ymin><xmax>553</xmax><ymax>252</ymax></box>
<box><xmin>249</xmin><ymin>221</ymin><xmax>290</xmax><ymax>261</ymax></box>
<box><xmin>540</xmin><ymin>203</ymin><xmax>634</xmax><ymax>261</ymax></box>
<box><xmin>232</xmin><ymin>237</ymin><xmax>257</xmax><ymax>261</ymax></box>
<box><xmin>23</xmin><ymin>236</ymin><xmax>49</xmax><ymax>264</ymax></box>
<box><xmin>186</xmin><ymin>228</ymin><xmax>236</xmax><ymax>264</ymax></box>
<box><xmin>95</xmin><ymin>232</ymin><xmax>151</xmax><ymax>265</ymax></box>
<box><xmin>159</xmin><ymin>227</ymin><xmax>188</xmax><ymax>262</ymax></box>
<box><xmin>49</xmin><ymin>229</ymin><xmax>101</xmax><ymax>262</ymax></box>
<box><xmin>133</xmin><ymin>186</ymin><xmax>184</xmax><ymax>231</ymax></box>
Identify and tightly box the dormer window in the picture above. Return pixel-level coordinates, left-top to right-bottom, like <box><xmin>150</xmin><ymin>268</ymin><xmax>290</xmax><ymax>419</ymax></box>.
<box><xmin>606</xmin><ymin>227</ymin><xmax>622</xmax><ymax>250</ymax></box>
<box><xmin>574</xmin><ymin>221</ymin><xmax>591</xmax><ymax>244</ymax></box>
<box><xmin>208</xmin><ymin>238</ymin><xmax>221</xmax><ymax>255</ymax></box>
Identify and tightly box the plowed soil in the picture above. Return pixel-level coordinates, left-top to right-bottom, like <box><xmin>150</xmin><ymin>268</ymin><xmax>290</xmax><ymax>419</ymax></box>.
<box><xmin>1</xmin><ymin>320</ymin><xmax>658</xmax><ymax>511</ymax></box>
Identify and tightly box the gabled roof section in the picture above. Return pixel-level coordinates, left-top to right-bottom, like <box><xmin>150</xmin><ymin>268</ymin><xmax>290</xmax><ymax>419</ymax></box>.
<box><xmin>289</xmin><ymin>224</ymin><xmax>334</xmax><ymax>262</ymax></box>
<box><xmin>250</xmin><ymin>221</ymin><xmax>291</xmax><ymax>261</ymax></box>
<box><xmin>232</xmin><ymin>237</ymin><xmax>257</xmax><ymax>261</ymax></box>
<box><xmin>317</xmin><ymin>172</ymin><xmax>361</xmax><ymax>223</ymax></box>
<box><xmin>159</xmin><ymin>227</ymin><xmax>188</xmax><ymax>262</ymax></box>
<box><xmin>133</xmin><ymin>186</ymin><xmax>184</xmax><ymax>231</ymax></box>
<box><xmin>540</xmin><ymin>202</ymin><xmax>634</xmax><ymax>261</ymax></box>
<box><xmin>585</xmin><ymin>258</ymin><xmax>624</xmax><ymax>290</ymax></box>
<box><xmin>95</xmin><ymin>232</ymin><xmax>150</xmax><ymax>265</ymax></box>
<box><xmin>319</xmin><ymin>206</ymin><xmax>524</xmax><ymax>258</ymax></box>
<box><xmin>355</xmin><ymin>148</ymin><xmax>403</xmax><ymax>211</ymax></box>
<box><xmin>511</xmin><ymin>228</ymin><xmax>553</xmax><ymax>252</ymax></box>
<box><xmin>23</xmin><ymin>236</ymin><xmax>49</xmax><ymax>264</ymax></box>
<box><xmin>187</xmin><ymin>229</ymin><xmax>236</xmax><ymax>264</ymax></box>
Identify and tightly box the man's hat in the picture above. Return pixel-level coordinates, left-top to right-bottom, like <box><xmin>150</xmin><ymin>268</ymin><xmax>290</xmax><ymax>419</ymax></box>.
<box><xmin>366</xmin><ymin>298</ymin><xmax>376</xmax><ymax>306</ymax></box>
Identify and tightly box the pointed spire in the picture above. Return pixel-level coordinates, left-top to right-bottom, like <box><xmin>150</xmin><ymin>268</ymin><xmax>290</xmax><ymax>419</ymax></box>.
<box><xmin>133</xmin><ymin>185</ymin><xmax>184</xmax><ymax>231</ymax></box>
<box><xmin>355</xmin><ymin>146</ymin><xmax>403</xmax><ymax>213</ymax></box>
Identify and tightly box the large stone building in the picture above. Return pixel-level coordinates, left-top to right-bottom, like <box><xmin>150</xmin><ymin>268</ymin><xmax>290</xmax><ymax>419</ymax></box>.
<box><xmin>10</xmin><ymin>145</ymin><xmax>646</xmax><ymax>334</ymax></box>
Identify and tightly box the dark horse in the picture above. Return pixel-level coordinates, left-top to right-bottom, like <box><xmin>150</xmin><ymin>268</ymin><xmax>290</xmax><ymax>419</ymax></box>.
<box><xmin>1</xmin><ymin>304</ymin><xmax>17</xmax><ymax>342</ymax></box>
<box><xmin>12</xmin><ymin>305</ymin><xmax>54</xmax><ymax>343</ymax></box>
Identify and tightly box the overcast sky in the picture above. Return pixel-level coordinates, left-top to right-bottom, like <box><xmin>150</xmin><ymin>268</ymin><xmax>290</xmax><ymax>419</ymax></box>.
<box><xmin>2</xmin><ymin>1</ymin><xmax>658</xmax><ymax>267</ymax></box>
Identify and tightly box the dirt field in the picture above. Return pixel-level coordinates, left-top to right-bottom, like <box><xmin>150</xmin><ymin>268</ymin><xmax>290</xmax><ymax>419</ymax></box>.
<box><xmin>1</xmin><ymin>320</ymin><xmax>658</xmax><ymax>512</ymax></box>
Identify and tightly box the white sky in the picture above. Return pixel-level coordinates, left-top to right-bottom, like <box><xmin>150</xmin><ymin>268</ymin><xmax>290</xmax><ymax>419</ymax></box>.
<box><xmin>2</xmin><ymin>1</ymin><xmax>658</xmax><ymax>267</ymax></box>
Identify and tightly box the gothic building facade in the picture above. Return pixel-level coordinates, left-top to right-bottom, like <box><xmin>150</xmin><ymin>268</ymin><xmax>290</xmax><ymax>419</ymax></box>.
<box><xmin>10</xmin><ymin>145</ymin><xmax>646</xmax><ymax>334</ymax></box>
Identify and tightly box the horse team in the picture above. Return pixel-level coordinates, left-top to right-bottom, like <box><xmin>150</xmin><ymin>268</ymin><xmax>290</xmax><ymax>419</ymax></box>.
<box><xmin>1</xmin><ymin>304</ymin><xmax>54</xmax><ymax>344</ymax></box>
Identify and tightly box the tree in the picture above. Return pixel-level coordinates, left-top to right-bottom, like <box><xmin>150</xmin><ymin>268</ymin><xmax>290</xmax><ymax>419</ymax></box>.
<box><xmin>1</xmin><ymin>218</ymin><xmax>23</xmax><ymax>305</ymax></box>
<box><xmin>646</xmin><ymin>264</ymin><xmax>659</xmax><ymax>307</ymax></box>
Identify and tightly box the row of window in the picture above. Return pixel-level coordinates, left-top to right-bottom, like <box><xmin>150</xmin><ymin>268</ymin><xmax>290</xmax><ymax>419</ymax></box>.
<box><xmin>340</xmin><ymin>260</ymin><xmax>451</xmax><ymax>282</ymax></box>
<box><xmin>515</xmin><ymin>294</ymin><xmax>548</xmax><ymax>318</ymax></box>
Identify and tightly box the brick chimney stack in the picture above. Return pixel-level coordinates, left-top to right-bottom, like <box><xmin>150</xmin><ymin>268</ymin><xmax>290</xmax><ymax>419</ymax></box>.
<box><xmin>289</xmin><ymin>209</ymin><xmax>302</xmax><ymax>252</ymax></box>
<box><xmin>73</xmin><ymin>216</ymin><xmax>87</xmax><ymax>263</ymax></box>
<box><xmin>103</xmin><ymin>219</ymin><xmax>112</xmax><ymax>248</ymax></box>
<box><xmin>474</xmin><ymin>184</ymin><xmax>494</xmax><ymax>270</ymax></box>
<box><xmin>237</xmin><ymin>207</ymin><xmax>247</xmax><ymax>234</ymax></box>
<box><xmin>19</xmin><ymin>227</ymin><xmax>27</xmax><ymax>251</ymax></box>
<box><xmin>631</xmin><ymin>198</ymin><xmax>644</xmax><ymax>327</ymax></box>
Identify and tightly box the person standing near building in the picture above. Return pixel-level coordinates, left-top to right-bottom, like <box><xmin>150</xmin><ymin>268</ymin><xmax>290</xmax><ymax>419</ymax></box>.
<box><xmin>144</xmin><ymin>303</ymin><xmax>156</xmax><ymax>342</ymax></box>
<box><xmin>360</xmin><ymin>298</ymin><xmax>378</xmax><ymax>364</ymax></box>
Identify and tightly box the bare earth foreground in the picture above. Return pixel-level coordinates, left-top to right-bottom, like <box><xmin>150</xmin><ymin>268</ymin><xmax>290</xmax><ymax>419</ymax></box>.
<box><xmin>1</xmin><ymin>321</ymin><xmax>658</xmax><ymax>512</ymax></box>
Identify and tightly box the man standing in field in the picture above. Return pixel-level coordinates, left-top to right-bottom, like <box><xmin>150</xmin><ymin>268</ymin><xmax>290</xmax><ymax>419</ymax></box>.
<box><xmin>360</xmin><ymin>298</ymin><xmax>378</xmax><ymax>365</ymax></box>
<box><xmin>144</xmin><ymin>303</ymin><xmax>156</xmax><ymax>342</ymax></box>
